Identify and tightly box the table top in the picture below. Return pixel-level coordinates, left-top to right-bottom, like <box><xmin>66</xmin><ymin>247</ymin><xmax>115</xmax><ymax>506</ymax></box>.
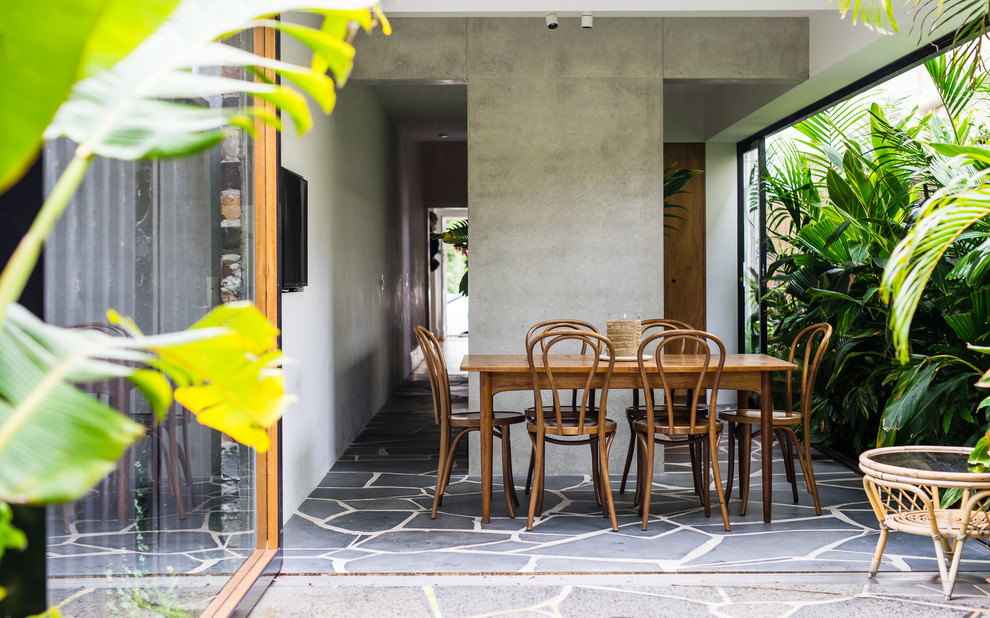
<box><xmin>460</xmin><ymin>353</ymin><xmax>795</xmax><ymax>374</ymax></box>
<box><xmin>860</xmin><ymin>445</ymin><xmax>990</xmax><ymax>486</ymax></box>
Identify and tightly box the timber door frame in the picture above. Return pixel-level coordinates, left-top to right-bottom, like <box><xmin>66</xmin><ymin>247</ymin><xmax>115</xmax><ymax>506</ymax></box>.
<box><xmin>200</xmin><ymin>25</ymin><xmax>283</xmax><ymax>617</ymax></box>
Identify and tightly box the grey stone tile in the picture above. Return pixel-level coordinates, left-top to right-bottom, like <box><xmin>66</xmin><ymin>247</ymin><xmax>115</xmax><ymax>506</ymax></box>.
<box><xmin>283</xmin><ymin>516</ymin><xmax>361</xmax><ymax>549</ymax></box>
<box><xmin>296</xmin><ymin>499</ymin><xmax>349</xmax><ymax>520</ymax></box>
<box><xmin>342</xmin><ymin>550</ymin><xmax>532</xmax><ymax>573</ymax></box>
<box><xmin>355</xmin><ymin>530</ymin><xmax>514</xmax><ymax>553</ymax></box>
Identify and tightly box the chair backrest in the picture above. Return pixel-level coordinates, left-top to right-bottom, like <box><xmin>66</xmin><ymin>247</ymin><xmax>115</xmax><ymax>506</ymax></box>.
<box><xmin>527</xmin><ymin>330</ymin><xmax>614</xmax><ymax>433</ymax></box>
<box><xmin>638</xmin><ymin>330</ymin><xmax>725</xmax><ymax>433</ymax></box>
<box><xmin>525</xmin><ymin>319</ymin><xmax>600</xmax><ymax>354</ymax></box>
<box><xmin>785</xmin><ymin>323</ymin><xmax>832</xmax><ymax>420</ymax></box>
<box><xmin>415</xmin><ymin>326</ymin><xmax>449</xmax><ymax>427</ymax></box>
<box><xmin>526</xmin><ymin>320</ymin><xmax>601</xmax><ymax>409</ymax></box>
<box><xmin>70</xmin><ymin>322</ymin><xmax>132</xmax><ymax>414</ymax></box>
<box><xmin>641</xmin><ymin>319</ymin><xmax>700</xmax><ymax>355</ymax></box>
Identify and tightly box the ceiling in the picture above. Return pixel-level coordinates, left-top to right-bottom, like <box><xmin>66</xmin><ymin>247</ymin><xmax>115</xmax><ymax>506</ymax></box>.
<box><xmin>378</xmin><ymin>0</ymin><xmax>837</xmax><ymax>16</ymax></box>
<box><xmin>370</xmin><ymin>83</ymin><xmax>468</xmax><ymax>141</ymax></box>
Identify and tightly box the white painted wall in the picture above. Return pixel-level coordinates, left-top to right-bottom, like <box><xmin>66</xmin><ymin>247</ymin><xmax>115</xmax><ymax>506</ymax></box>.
<box><xmin>705</xmin><ymin>143</ymin><xmax>739</xmax><ymax>360</ymax></box>
<box><xmin>280</xmin><ymin>14</ymin><xmax>401</xmax><ymax>522</ymax></box>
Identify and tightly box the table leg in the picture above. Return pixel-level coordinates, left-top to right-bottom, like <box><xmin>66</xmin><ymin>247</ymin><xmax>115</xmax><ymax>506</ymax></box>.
<box><xmin>761</xmin><ymin>371</ymin><xmax>773</xmax><ymax>523</ymax></box>
<box><xmin>480</xmin><ymin>371</ymin><xmax>494</xmax><ymax>524</ymax></box>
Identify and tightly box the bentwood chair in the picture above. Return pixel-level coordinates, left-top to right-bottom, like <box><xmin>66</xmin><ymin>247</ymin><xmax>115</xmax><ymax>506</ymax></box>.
<box><xmin>619</xmin><ymin>318</ymin><xmax>698</xmax><ymax>497</ymax></box>
<box><xmin>63</xmin><ymin>322</ymin><xmax>199</xmax><ymax>529</ymax></box>
<box><xmin>719</xmin><ymin>322</ymin><xmax>832</xmax><ymax>516</ymax></box>
<box><xmin>526</xmin><ymin>330</ymin><xmax>618</xmax><ymax>531</ymax></box>
<box><xmin>415</xmin><ymin>326</ymin><xmax>525</xmax><ymax>518</ymax></box>
<box><xmin>523</xmin><ymin>320</ymin><xmax>600</xmax><ymax>496</ymax></box>
<box><xmin>634</xmin><ymin>330</ymin><xmax>730</xmax><ymax>531</ymax></box>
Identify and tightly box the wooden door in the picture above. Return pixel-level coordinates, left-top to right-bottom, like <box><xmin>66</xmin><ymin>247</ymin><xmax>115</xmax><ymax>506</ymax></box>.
<box><xmin>663</xmin><ymin>143</ymin><xmax>706</xmax><ymax>330</ymax></box>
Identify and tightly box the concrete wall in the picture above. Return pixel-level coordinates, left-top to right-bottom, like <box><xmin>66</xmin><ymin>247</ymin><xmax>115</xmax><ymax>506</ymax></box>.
<box><xmin>281</xmin><ymin>15</ymin><xmax>403</xmax><ymax>520</ymax></box>
<box><xmin>467</xmin><ymin>18</ymin><xmax>664</xmax><ymax>475</ymax></box>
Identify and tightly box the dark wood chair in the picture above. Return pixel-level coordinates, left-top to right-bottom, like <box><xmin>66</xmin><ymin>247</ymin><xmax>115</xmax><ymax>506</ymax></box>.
<box><xmin>523</xmin><ymin>319</ymin><xmax>601</xmax><ymax>498</ymax></box>
<box><xmin>634</xmin><ymin>329</ymin><xmax>730</xmax><ymax>531</ymax></box>
<box><xmin>63</xmin><ymin>323</ymin><xmax>198</xmax><ymax>531</ymax></box>
<box><xmin>415</xmin><ymin>325</ymin><xmax>525</xmax><ymax>519</ymax></box>
<box><xmin>719</xmin><ymin>322</ymin><xmax>832</xmax><ymax>516</ymax></box>
<box><xmin>526</xmin><ymin>329</ymin><xmax>618</xmax><ymax>531</ymax></box>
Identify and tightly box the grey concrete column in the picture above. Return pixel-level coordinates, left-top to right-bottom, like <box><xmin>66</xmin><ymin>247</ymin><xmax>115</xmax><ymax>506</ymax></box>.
<box><xmin>465</xmin><ymin>18</ymin><xmax>664</xmax><ymax>475</ymax></box>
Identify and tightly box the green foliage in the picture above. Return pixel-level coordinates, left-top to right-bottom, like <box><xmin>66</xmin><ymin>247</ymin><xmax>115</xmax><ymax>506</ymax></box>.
<box><xmin>764</xmin><ymin>55</ymin><xmax>990</xmax><ymax>454</ymax></box>
<box><xmin>0</xmin><ymin>1</ymin><xmax>181</xmax><ymax>194</ymax></box>
<box><xmin>433</xmin><ymin>219</ymin><xmax>469</xmax><ymax>296</ymax></box>
<box><xmin>663</xmin><ymin>163</ymin><xmax>702</xmax><ymax>237</ymax></box>
<box><xmin>0</xmin><ymin>502</ymin><xmax>27</xmax><ymax>600</ymax></box>
<box><xmin>0</xmin><ymin>0</ymin><xmax>388</xmax><ymax>507</ymax></box>
<box><xmin>0</xmin><ymin>302</ymin><xmax>289</xmax><ymax>505</ymax></box>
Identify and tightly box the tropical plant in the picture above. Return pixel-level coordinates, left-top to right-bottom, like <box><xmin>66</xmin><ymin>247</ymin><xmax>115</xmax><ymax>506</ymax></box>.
<box><xmin>762</xmin><ymin>47</ymin><xmax>990</xmax><ymax>456</ymax></box>
<box><xmin>433</xmin><ymin>219</ymin><xmax>469</xmax><ymax>295</ymax></box>
<box><xmin>832</xmin><ymin>0</ymin><xmax>990</xmax><ymax>466</ymax></box>
<box><xmin>663</xmin><ymin>163</ymin><xmax>702</xmax><ymax>237</ymax></box>
<box><xmin>0</xmin><ymin>0</ymin><xmax>388</xmax><ymax>598</ymax></box>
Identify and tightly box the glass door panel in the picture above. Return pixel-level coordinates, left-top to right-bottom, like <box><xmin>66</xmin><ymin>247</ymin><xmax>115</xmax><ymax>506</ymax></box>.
<box><xmin>740</xmin><ymin>145</ymin><xmax>764</xmax><ymax>355</ymax></box>
<box><xmin>42</xmin><ymin>32</ymin><xmax>258</xmax><ymax>616</ymax></box>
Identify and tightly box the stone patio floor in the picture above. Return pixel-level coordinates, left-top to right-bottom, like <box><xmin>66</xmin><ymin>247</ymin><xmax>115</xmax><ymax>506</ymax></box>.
<box><xmin>251</xmin><ymin>373</ymin><xmax>990</xmax><ymax>616</ymax></box>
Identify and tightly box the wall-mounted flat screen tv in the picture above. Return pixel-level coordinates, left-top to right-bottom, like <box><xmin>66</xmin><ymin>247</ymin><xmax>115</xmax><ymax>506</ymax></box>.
<box><xmin>280</xmin><ymin>167</ymin><xmax>308</xmax><ymax>292</ymax></box>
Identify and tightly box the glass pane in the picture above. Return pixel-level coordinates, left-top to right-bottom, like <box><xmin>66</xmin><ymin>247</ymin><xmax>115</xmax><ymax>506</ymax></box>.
<box><xmin>741</xmin><ymin>146</ymin><xmax>762</xmax><ymax>354</ymax></box>
<box><xmin>43</xmin><ymin>32</ymin><xmax>257</xmax><ymax>616</ymax></box>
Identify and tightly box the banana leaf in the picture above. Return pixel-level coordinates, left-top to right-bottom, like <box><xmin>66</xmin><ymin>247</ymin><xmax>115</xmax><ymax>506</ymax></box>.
<box><xmin>0</xmin><ymin>302</ymin><xmax>291</xmax><ymax>505</ymax></box>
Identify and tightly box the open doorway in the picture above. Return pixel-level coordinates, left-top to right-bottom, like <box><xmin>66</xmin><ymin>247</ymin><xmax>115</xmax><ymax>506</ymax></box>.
<box><xmin>430</xmin><ymin>209</ymin><xmax>468</xmax><ymax>338</ymax></box>
<box><xmin>430</xmin><ymin>208</ymin><xmax>468</xmax><ymax>375</ymax></box>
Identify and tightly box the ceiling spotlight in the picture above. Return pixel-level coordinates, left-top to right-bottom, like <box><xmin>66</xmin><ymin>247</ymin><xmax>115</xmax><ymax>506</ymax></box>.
<box><xmin>438</xmin><ymin>133</ymin><xmax>448</xmax><ymax>139</ymax></box>
<box><xmin>581</xmin><ymin>12</ymin><xmax>593</xmax><ymax>29</ymax></box>
<box><xmin>545</xmin><ymin>12</ymin><xmax>558</xmax><ymax>29</ymax></box>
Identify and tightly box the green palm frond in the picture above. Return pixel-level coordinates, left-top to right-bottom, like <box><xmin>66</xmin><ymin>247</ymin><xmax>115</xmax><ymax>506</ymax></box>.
<box><xmin>833</xmin><ymin>0</ymin><xmax>905</xmax><ymax>33</ymax></box>
<box><xmin>0</xmin><ymin>1</ymin><xmax>182</xmax><ymax>194</ymax></box>
<box><xmin>925</xmin><ymin>47</ymin><xmax>987</xmax><ymax>144</ymax></box>
<box><xmin>881</xmin><ymin>178</ymin><xmax>990</xmax><ymax>363</ymax></box>
<box><xmin>0</xmin><ymin>0</ymin><xmax>389</xmax><ymax>506</ymax></box>
<box><xmin>434</xmin><ymin>219</ymin><xmax>468</xmax><ymax>249</ymax></box>
<box><xmin>45</xmin><ymin>2</ymin><xmax>381</xmax><ymax>162</ymax></box>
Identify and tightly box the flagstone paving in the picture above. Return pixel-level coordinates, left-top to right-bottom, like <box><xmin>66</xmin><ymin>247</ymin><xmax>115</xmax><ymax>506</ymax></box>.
<box><xmin>261</xmin><ymin>373</ymin><xmax>990</xmax><ymax>616</ymax></box>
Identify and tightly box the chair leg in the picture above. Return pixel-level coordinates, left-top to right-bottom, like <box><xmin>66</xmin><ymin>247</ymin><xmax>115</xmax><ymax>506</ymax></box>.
<box><xmin>116</xmin><ymin>456</ymin><xmax>129</xmax><ymax>525</ymax></box>
<box><xmin>640</xmin><ymin>434</ymin><xmax>654</xmax><ymax>530</ymax></box>
<box><xmin>590</xmin><ymin>440</ymin><xmax>603</xmax><ymax>507</ymax></box>
<box><xmin>499</xmin><ymin>426</ymin><xmax>519</xmax><ymax>517</ymax></box>
<box><xmin>775</xmin><ymin>428</ymin><xmax>799</xmax><ymax>504</ymax></box>
<box><xmin>180</xmin><ymin>414</ymin><xmax>197</xmax><ymax>508</ymax></box>
<box><xmin>709</xmin><ymin>431</ymin><xmax>731</xmax><ymax>531</ymax></box>
<box><xmin>942</xmin><ymin>536</ymin><xmax>967</xmax><ymax>600</ymax></box>
<box><xmin>536</xmin><ymin>442</ymin><xmax>547</xmax><ymax>516</ymax></box>
<box><xmin>619</xmin><ymin>418</ymin><xmax>637</xmax><ymax>494</ymax></box>
<box><xmin>525</xmin><ymin>444</ymin><xmax>535</xmax><ymax>495</ymax></box>
<box><xmin>165</xmin><ymin>415</ymin><xmax>185</xmax><ymax>519</ymax></box>
<box><xmin>431</xmin><ymin>427</ymin><xmax>451</xmax><ymax>519</ymax></box>
<box><xmin>739</xmin><ymin>424</ymin><xmax>752</xmax><ymax>516</ymax></box>
<box><xmin>725</xmin><ymin>421</ymin><xmax>736</xmax><ymax>500</ymax></box>
<box><xmin>635</xmin><ymin>432</ymin><xmax>648</xmax><ymax>515</ymax></box>
<box><xmin>788</xmin><ymin>426</ymin><xmax>822</xmax><ymax>516</ymax></box>
<box><xmin>701</xmin><ymin>437</ymin><xmax>712</xmax><ymax>517</ymax></box>
<box><xmin>868</xmin><ymin>526</ymin><xmax>888</xmax><ymax>577</ymax></box>
<box><xmin>600</xmin><ymin>433</ymin><xmax>618</xmax><ymax>531</ymax></box>
<box><xmin>689</xmin><ymin>441</ymin><xmax>703</xmax><ymax>497</ymax></box>
<box><xmin>527</xmin><ymin>433</ymin><xmax>545</xmax><ymax>530</ymax></box>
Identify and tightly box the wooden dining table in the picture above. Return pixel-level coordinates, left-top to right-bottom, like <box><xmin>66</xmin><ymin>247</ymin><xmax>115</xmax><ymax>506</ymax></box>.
<box><xmin>460</xmin><ymin>353</ymin><xmax>797</xmax><ymax>523</ymax></box>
